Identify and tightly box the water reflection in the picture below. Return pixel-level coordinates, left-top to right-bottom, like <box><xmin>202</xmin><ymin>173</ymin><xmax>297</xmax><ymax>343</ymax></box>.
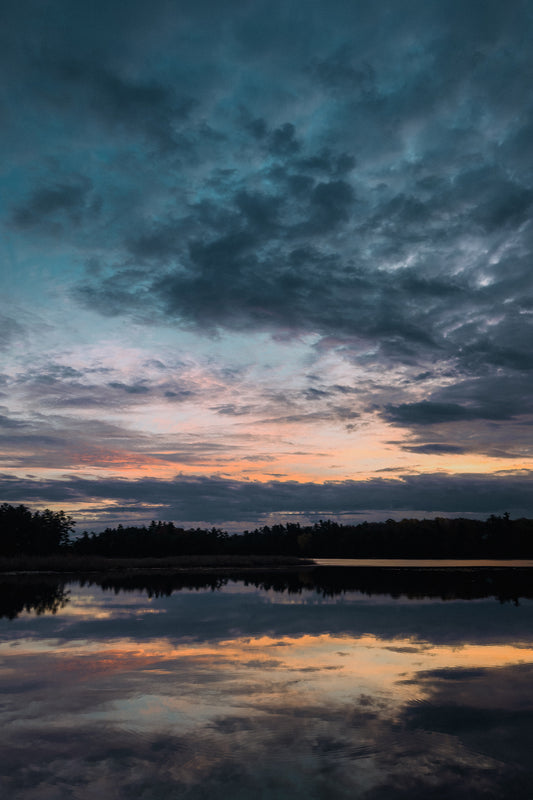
<box><xmin>1</xmin><ymin>568</ymin><xmax>532</xmax><ymax>798</ymax></box>
<box><xmin>3</xmin><ymin>565</ymin><xmax>533</xmax><ymax>621</ymax></box>
<box><xmin>0</xmin><ymin>576</ymin><xmax>70</xmax><ymax>619</ymax></box>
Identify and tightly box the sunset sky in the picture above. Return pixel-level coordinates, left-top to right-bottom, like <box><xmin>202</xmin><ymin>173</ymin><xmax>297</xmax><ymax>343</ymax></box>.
<box><xmin>2</xmin><ymin>0</ymin><xmax>533</xmax><ymax>530</ymax></box>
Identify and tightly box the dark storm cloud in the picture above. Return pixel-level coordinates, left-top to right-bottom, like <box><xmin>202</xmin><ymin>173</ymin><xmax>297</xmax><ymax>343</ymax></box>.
<box><xmin>398</xmin><ymin>427</ymin><xmax>533</xmax><ymax>460</ymax></box>
<box><xmin>2</xmin><ymin>471</ymin><xmax>533</xmax><ymax>522</ymax></box>
<box><xmin>3</xmin><ymin>0</ymin><xmax>532</xmax><ymax>391</ymax></box>
<box><xmin>403</xmin><ymin>444</ymin><xmax>469</xmax><ymax>456</ymax></box>
<box><xmin>44</xmin><ymin>60</ymin><xmax>195</xmax><ymax>152</ymax></box>
<box><xmin>380</xmin><ymin>373</ymin><xmax>533</xmax><ymax>457</ymax></box>
<box><xmin>383</xmin><ymin>400</ymin><xmax>509</xmax><ymax>426</ymax></box>
<box><xmin>11</xmin><ymin>175</ymin><xmax>99</xmax><ymax>232</ymax></box>
<box><xmin>72</xmin><ymin>156</ymin><xmax>533</xmax><ymax>378</ymax></box>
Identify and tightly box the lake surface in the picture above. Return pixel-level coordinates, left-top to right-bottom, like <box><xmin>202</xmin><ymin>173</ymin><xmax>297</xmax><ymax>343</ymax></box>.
<box><xmin>315</xmin><ymin>558</ymin><xmax>533</xmax><ymax>567</ymax></box>
<box><xmin>1</xmin><ymin>565</ymin><xmax>533</xmax><ymax>799</ymax></box>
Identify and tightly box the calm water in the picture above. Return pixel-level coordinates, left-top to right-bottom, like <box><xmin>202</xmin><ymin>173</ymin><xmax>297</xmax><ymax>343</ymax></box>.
<box><xmin>1</xmin><ymin>566</ymin><xmax>533</xmax><ymax>799</ymax></box>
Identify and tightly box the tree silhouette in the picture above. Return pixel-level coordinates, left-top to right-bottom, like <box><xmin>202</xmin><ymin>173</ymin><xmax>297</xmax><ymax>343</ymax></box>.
<box><xmin>0</xmin><ymin>504</ymin><xmax>75</xmax><ymax>556</ymax></box>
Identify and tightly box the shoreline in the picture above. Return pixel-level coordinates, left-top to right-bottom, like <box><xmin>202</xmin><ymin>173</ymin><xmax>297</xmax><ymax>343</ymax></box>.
<box><xmin>0</xmin><ymin>554</ymin><xmax>315</xmax><ymax>575</ymax></box>
<box><xmin>2</xmin><ymin>554</ymin><xmax>533</xmax><ymax>575</ymax></box>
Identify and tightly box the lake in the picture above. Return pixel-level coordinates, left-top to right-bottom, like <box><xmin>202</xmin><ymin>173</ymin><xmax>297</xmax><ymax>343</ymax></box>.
<box><xmin>1</xmin><ymin>564</ymin><xmax>533</xmax><ymax>798</ymax></box>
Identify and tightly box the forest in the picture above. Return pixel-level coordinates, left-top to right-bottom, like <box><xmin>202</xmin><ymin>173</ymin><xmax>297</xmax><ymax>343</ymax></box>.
<box><xmin>1</xmin><ymin>503</ymin><xmax>533</xmax><ymax>558</ymax></box>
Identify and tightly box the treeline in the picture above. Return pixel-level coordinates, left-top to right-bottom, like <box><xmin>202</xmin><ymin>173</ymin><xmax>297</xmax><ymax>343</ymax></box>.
<box><xmin>72</xmin><ymin>514</ymin><xmax>533</xmax><ymax>558</ymax></box>
<box><xmin>2</xmin><ymin>503</ymin><xmax>533</xmax><ymax>558</ymax></box>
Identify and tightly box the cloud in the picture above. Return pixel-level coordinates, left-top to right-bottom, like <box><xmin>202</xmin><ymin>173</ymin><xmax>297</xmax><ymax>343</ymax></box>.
<box><xmin>6</xmin><ymin>360</ymin><xmax>206</xmax><ymax>411</ymax></box>
<box><xmin>0</xmin><ymin>414</ymin><xmax>28</xmax><ymax>430</ymax></box>
<box><xmin>4</xmin><ymin>0</ymin><xmax>533</xmax><ymax>384</ymax></box>
<box><xmin>401</xmin><ymin>444</ymin><xmax>469</xmax><ymax>455</ymax></box>
<box><xmin>380</xmin><ymin>374</ymin><xmax>533</xmax><ymax>458</ymax></box>
<box><xmin>0</xmin><ymin>409</ymin><xmax>251</xmax><ymax>471</ymax></box>
<box><xmin>384</xmin><ymin>402</ymin><xmax>484</xmax><ymax>426</ymax></box>
<box><xmin>70</xmin><ymin>153</ymin><xmax>533</xmax><ymax>383</ymax></box>
<box><xmin>382</xmin><ymin>396</ymin><xmax>523</xmax><ymax>426</ymax></box>
<box><xmin>10</xmin><ymin>175</ymin><xmax>99</xmax><ymax>233</ymax></box>
<box><xmin>0</xmin><ymin>315</ymin><xmax>26</xmax><ymax>351</ymax></box>
<box><xmin>2</xmin><ymin>471</ymin><xmax>533</xmax><ymax>525</ymax></box>
<box><xmin>46</xmin><ymin>59</ymin><xmax>195</xmax><ymax>152</ymax></box>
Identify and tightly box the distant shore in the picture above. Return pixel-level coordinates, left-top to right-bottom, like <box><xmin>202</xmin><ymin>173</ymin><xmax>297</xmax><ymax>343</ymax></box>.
<box><xmin>0</xmin><ymin>553</ymin><xmax>316</xmax><ymax>574</ymax></box>
<box><xmin>2</xmin><ymin>553</ymin><xmax>533</xmax><ymax>575</ymax></box>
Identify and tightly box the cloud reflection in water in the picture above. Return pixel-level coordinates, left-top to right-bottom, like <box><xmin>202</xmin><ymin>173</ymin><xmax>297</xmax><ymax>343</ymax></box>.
<box><xmin>0</xmin><ymin>573</ymin><xmax>532</xmax><ymax>798</ymax></box>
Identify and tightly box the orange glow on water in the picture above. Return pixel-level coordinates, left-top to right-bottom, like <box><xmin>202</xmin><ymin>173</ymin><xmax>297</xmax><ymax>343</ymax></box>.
<box><xmin>7</xmin><ymin>633</ymin><xmax>533</xmax><ymax>690</ymax></box>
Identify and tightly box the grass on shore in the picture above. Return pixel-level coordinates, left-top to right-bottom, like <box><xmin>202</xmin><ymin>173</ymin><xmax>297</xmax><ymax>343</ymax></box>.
<box><xmin>0</xmin><ymin>553</ymin><xmax>314</xmax><ymax>573</ymax></box>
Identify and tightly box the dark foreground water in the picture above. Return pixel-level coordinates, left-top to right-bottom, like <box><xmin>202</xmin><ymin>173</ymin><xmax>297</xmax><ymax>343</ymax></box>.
<box><xmin>1</xmin><ymin>565</ymin><xmax>533</xmax><ymax>799</ymax></box>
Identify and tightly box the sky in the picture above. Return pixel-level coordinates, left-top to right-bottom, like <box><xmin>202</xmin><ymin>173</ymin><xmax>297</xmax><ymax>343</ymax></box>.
<box><xmin>2</xmin><ymin>0</ymin><xmax>533</xmax><ymax>531</ymax></box>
